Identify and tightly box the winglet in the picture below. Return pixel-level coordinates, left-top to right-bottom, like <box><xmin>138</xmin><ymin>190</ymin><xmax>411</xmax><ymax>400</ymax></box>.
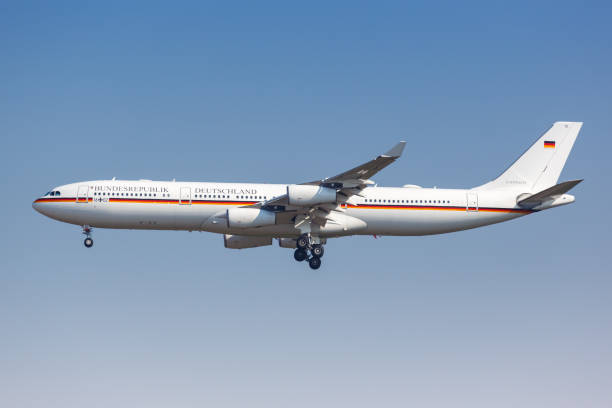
<box><xmin>384</xmin><ymin>141</ymin><xmax>406</xmax><ymax>158</ymax></box>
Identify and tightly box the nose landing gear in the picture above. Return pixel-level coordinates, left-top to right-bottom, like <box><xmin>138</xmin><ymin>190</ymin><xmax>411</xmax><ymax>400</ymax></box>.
<box><xmin>82</xmin><ymin>225</ymin><xmax>93</xmax><ymax>248</ymax></box>
<box><xmin>293</xmin><ymin>234</ymin><xmax>324</xmax><ymax>269</ymax></box>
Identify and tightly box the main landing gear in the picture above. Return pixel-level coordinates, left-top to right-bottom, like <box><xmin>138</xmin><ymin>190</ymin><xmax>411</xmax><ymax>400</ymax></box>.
<box><xmin>293</xmin><ymin>234</ymin><xmax>324</xmax><ymax>270</ymax></box>
<box><xmin>82</xmin><ymin>225</ymin><xmax>93</xmax><ymax>248</ymax></box>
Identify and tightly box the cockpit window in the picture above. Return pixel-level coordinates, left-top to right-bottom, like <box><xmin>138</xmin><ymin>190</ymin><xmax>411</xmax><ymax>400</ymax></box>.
<box><xmin>55</xmin><ymin>191</ymin><xmax>60</xmax><ymax>196</ymax></box>
<box><xmin>50</xmin><ymin>191</ymin><xmax>55</xmax><ymax>196</ymax></box>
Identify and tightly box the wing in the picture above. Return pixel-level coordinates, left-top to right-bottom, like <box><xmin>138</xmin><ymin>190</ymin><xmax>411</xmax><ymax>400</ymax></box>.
<box><xmin>304</xmin><ymin>141</ymin><xmax>406</xmax><ymax>186</ymax></box>
<box><xmin>244</xmin><ymin>141</ymin><xmax>406</xmax><ymax>232</ymax></box>
<box><xmin>248</xmin><ymin>141</ymin><xmax>405</xmax><ymax>207</ymax></box>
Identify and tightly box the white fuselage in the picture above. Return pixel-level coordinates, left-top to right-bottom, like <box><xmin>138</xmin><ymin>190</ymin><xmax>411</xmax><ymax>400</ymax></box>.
<box><xmin>33</xmin><ymin>180</ymin><xmax>534</xmax><ymax>237</ymax></box>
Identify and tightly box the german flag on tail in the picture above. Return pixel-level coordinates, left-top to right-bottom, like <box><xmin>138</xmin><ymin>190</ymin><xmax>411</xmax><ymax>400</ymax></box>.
<box><xmin>544</xmin><ymin>140</ymin><xmax>556</xmax><ymax>148</ymax></box>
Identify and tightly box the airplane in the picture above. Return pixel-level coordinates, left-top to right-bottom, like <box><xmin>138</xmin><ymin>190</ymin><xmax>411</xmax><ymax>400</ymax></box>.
<box><xmin>33</xmin><ymin>121</ymin><xmax>583</xmax><ymax>269</ymax></box>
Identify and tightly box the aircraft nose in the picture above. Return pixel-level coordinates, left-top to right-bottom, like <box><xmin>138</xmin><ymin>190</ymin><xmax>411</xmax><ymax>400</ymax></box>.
<box><xmin>32</xmin><ymin>199</ymin><xmax>44</xmax><ymax>214</ymax></box>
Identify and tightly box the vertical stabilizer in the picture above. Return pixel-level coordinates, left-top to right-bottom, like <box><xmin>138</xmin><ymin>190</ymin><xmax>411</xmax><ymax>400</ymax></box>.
<box><xmin>477</xmin><ymin>122</ymin><xmax>582</xmax><ymax>192</ymax></box>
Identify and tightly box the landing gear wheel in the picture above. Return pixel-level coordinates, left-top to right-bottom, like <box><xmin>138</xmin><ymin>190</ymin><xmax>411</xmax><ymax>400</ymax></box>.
<box><xmin>308</xmin><ymin>256</ymin><xmax>322</xmax><ymax>270</ymax></box>
<box><xmin>296</xmin><ymin>234</ymin><xmax>310</xmax><ymax>250</ymax></box>
<box><xmin>84</xmin><ymin>237</ymin><xmax>93</xmax><ymax>248</ymax></box>
<box><xmin>311</xmin><ymin>244</ymin><xmax>324</xmax><ymax>258</ymax></box>
<box><xmin>294</xmin><ymin>248</ymin><xmax>308</xmax><ymax>262</ymax></box>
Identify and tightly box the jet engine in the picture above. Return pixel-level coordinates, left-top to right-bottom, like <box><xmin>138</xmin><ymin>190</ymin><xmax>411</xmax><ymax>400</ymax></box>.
<box><xmin>224</xmin><ymin>234</ymin><xmax>272</xmax><ymax>249</ymax></box>
<box><xmin>226</xmin><ymin>208</ymin><xmax>276</xmax><ymax>228</ymax></box>
<box><xmin>287</xmin><ymin>185</ymin><xmax>337</xmax><ymax>206</ymax></box>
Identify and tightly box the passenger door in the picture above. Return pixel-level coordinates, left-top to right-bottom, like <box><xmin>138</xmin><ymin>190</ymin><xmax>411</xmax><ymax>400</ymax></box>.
<box><xmin>76</xmin><ymin>185</ymin><xmax>90</xmax><ymax>203</ymax></box>
<box><xmin>179</xmin><ymin>187</ymin><xmax>191</xmax><ymax>205</ymax></box>
<box><xmin>466</xmin><ymin>192</ymin><xmax>478</xmax><ymax>212</ymax></box>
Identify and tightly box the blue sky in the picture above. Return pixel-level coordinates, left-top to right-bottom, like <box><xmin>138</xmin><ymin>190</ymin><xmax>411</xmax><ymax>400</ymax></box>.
<box><xmin>1</xmin><ymin>1</ymin><xmax>611</xmax><ymax>407</ymax></box>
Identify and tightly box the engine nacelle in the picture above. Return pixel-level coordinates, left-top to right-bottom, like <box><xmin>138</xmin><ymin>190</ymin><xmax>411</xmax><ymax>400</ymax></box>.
<box><xmin>287</xmin><ymin>185</ymin><xmax>337</xmax><ymax>206</ymax></box>
<box><xmin>278</xmin><ymin>238</ymin><xmax>297</xmax><ymax>248</ymax></box>
<box><xmin>224</xmin><ymin>234</ymin><xmax>272</xmax><ymax>249</ymax></box>
<box><xmin>226</xmin><ymin>208</ymin><xmax>276</xmax><ymax>228</ymax></box>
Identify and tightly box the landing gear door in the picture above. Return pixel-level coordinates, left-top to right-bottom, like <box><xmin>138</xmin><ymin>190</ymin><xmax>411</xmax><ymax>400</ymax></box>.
<box><xmin>466</xmin><ymin>192</ymin><xmax>478</xmax><ymax>212</ymax></box>
<box><xmin>179</xmin><ymin>187</ymin><xmax>191</xmax><ymax>205</ymax></box>
<box><xmin>76</xmin><ymin>185</ymin><xmax>90</xmax><ymax>203</ymax></box>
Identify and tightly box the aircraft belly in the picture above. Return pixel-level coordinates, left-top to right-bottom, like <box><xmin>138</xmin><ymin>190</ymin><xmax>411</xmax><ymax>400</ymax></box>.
<box><xmin>350</xmin><ymin>209</ymin><xmax>524</xmax><ymax>236</ymax></box>
<box><xmin>40</xmin><ymin>202</ymin><xmax>89</xmax><ymax>226</ymax></box>
<box><xmin>83</xmin><ymin>203</ymin><xmax>218</xmax><ymax>230</ymax></box>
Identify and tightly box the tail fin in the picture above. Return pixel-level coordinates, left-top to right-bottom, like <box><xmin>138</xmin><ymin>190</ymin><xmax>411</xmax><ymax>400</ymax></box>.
<box><xmin>477</xmin><ymin>121</ymin><xmax>582</xmax><ymax>191</ymax></box>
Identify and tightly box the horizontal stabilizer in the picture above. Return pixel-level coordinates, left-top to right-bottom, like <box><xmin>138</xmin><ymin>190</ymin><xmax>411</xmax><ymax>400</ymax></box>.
<box><xmin>517</xmin><ymin>179</ymin><xmax>583</xmax><ymax>208</ymax></box>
